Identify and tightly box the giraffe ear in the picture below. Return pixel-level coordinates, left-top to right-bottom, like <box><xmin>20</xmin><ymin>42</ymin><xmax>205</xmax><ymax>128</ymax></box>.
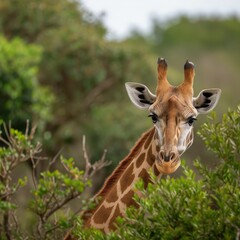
<box><xmin>125</xmin><ymin>82</ymin><xmax>156</xmax><ymax>109</ymax></box>
<box><xmin>193</xmin><ymin>88</ymin><xmax>221</xmax><ymax>114</ymax></box>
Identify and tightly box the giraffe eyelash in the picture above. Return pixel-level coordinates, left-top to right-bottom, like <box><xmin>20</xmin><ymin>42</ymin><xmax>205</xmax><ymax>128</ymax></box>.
<box><xmin>148</xmin><ymin>113</ymin><xmax>159</xmax><ymax>124</ymax></box>
<box><xmin>186</xmin><ymin>116</ymin><xmax>197</xmax><ymax>126</ymax></box>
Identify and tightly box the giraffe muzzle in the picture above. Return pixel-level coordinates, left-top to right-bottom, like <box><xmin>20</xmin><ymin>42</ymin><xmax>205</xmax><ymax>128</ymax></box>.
<box><xmin>156</xmin><ymin>150</ymin><xmax>181</xmax><ymax>174</ymax></box>
<box><xmin>159</xmin><ymin>150</ymin><xmax>176</xmax><ymax>162</ymax></box>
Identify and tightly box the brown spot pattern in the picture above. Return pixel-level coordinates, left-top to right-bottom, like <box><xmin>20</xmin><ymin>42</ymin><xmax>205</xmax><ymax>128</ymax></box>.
<box><xmin>121</xmin><ymin>190</ymin><xmax>136</xmax><ymax>206</ymax></box>
<box><xmin>136</xmin><ymin>153</ymin><xmax>145</xmax><ymax>168</ymax></box>
<box><xmin>156</xmin><ymin>145</ymin><xmax>160</xmax><ymax>152</ymax></box>
<box><xmin>93</xmin><ymin>205</ymin><xmax>114</xmax><ymax>224</ymax></box>
<box><xmin>105</xmin><ymin>186</ymin><xmax>118</xmax><ymax>203</ymax></box>
<box><xmin>120</xmin><ymin>164</ymin><xmax>135</xmax><ymax>193</ymax></box>
<box><xmin>144</xmin><ymin>129</ymin><xmax>154</xmax><ymax>149</ymax></box>
<box><xmin>138</xmin><ymin>168</ymin><xmax>151</xmax><ymax>188</ymax></box>
<box><xmin>109</xmin><ymin>204</ymin><xmax>122</xmax><ymax>230</ymax></box>
<box><xmin>146</xmin><ymin>145</ymin><xmax>155</xmax><ymax>166</ymax></box>
<box><xmin>153</xmin><ymin>164</ymin><xmax>160</xmax><ymax>176</ymax></box>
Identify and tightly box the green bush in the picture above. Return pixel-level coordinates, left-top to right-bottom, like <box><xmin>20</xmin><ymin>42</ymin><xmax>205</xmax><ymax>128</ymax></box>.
<box><xmin>0</xmin><ymin>123</ymin><xmax>108</xmax><ymax>239</ymax></box>
<box><xmin>0</xmin><ymin>105</ymin><xmax>239</xmax><ymax>239</ymax></box>
<box><xmin>73</xmin><ymin>106</ymin><xmax>240</xmax><ymax>239</ymax></box>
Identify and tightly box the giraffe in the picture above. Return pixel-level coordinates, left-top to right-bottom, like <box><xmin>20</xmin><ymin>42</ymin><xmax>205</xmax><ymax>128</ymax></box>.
<box><xmin>64</xmin><ymin>58</ymin><xmax>221</xmax><ymax>238</ymax></box>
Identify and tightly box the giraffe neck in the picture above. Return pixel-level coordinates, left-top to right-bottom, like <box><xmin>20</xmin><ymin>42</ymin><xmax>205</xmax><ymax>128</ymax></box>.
<box><xmin>84</xmin><ymin>127</ymin><xmax>161</xmax><ymax>233</ymax></box>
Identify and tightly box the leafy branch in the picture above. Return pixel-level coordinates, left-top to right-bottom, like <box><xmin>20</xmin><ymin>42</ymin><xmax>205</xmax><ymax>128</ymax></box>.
<box><xmin>0</xmin><ymin>122</ymin><xmax>110</xmax><ymax>240</ymax></box>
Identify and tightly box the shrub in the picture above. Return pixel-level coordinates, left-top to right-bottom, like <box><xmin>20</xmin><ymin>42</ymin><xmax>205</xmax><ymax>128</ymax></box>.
<box><xmin>73</xmin><ymin>106</ymin><xmax>240</xmax><ymax>239</ymax></box>
<box><xmin>0</xmin><ymin>123</ymin><xmax>109</xmax><ymax>240</ymax></box>
<box><xmin>0</xmin><ymin>104</ymin><xmax>239</xmax><ymax>239</ymax></box>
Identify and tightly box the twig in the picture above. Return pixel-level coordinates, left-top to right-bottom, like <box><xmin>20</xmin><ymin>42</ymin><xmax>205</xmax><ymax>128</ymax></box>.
<box><xmin>29</xmin><ymin>124</ymin><xmax>37</xmax><ymax>141</ymax></box>
<box><xmin>47</xmin><ymin>148</ymin><xmax>62</xmax><ymax>171</ymax></box>
<box><xmin>3</xmin><ymin>211</ymin><xmax>11</xmax><ymax>240</ymax></box>
<box><xmin>82</xmin><ymin>77</ymin><xmax>115</xmax><ymax>111</ymax></box>
<box><xmin>3</xmin><ymin>122</ymin><xmax>11</xmax><ymax>143</ymax></box>
<box><xmin>25</xmin><ymin>120</ymin><xmax>30</xmax><ymax>138</ymax></box>
<box><xmin>82</xmin><ymin>135</ymin><xmax>111</xmax><ymax>179</ymax></box>
<box><xmin>11</xmin><ymin>211</ymin><xmax>22</xmax><ymax>238</ymax></box>
<box><xmin>82</xmin><ymin>135</ymin><xmax>91</xmax><ymax>178</ymax></box>
<box><xmin>0</xmin><ymin>136</ymin><xmax>12</xmax><ymax>148</ymax></box>
<box><xmin>44</xmin><ymin>194</ymin><xmax>75</xmax><ymax>221</ymax></box>
<box><xmin>90</xmin><ymin>149</ymin><xmax>111</xmax><ymax>177</ymax></box>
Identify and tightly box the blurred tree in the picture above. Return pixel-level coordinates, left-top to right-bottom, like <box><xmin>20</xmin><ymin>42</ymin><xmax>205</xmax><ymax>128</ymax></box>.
<box><xmin>1</xmin><ymin>0</ymin><xmax>239</xmax><ymax>194</ymax></box>
<box><xmin>150</xmin><ymin>16</ymin><xmax>240</xmax><ymax>53</ymax></box>
<box><xmin>0</xmin><ymin>0</ymin><xmax>155</xmax><ymax>162</ymax></box>
<box><xmin>0</xmin><ymin>35</ymin><xmax>53</xmax><ymax>130</ymax></box>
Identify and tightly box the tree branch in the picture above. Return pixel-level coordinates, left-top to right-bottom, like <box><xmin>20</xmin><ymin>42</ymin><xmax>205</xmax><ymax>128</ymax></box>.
<box><xmin>81</xmin><ymin>78</ymin><xmax>115</xmax><ymax>111</ymax></box>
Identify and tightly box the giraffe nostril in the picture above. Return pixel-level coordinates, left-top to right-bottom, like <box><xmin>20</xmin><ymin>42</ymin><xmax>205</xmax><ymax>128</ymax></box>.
<box><xmin>159</xmin><ymin>151</ymin><xmax>165</xmax><ymax>162</ymax></box>
<box><xmin>170</xmin><ymin>152</ymin><xmax>176</xmax><ymax>161</ymax></box>
<box><xmin>159</xmin><ymin>151</ymin><xmax>170</xmax><ymax>162</ymax></box>
<box><xmin>159</xmin><ymin>151</ymin><xmax>177</xmax><ymax>162</ymax></box>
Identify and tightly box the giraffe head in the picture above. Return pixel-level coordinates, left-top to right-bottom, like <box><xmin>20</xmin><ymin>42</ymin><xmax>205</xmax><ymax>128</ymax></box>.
<box><xmin>125</xmin><ymin>58</ymin><xmax>221</xmax><ymax>174</ymax></box>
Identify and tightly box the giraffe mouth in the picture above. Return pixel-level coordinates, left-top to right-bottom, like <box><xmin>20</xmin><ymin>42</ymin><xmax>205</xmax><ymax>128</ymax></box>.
<box><xmin>155</xmin><ymin>157</ymin><xmax>181</xmax><ymax>174</ymax></box>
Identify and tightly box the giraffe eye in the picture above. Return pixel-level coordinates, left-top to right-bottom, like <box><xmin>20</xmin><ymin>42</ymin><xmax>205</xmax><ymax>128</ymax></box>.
<box><xmin>148</xmin><ymin>113</ymin><xmax>158</xmax><ymax>124</ymax></box>
<box><xmin>187</xmin><ymin>117</ymin><xmax>197</xmax><ymax>126</ymax></box>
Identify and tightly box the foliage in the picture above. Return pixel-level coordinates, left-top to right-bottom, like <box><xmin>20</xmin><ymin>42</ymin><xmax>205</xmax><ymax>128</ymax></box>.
<box><xmin>0</xmin><ymin>0</ymin><xmax>104</xmax><ymax>42</ymax></box>
<box><xmin>0</xmin><ymin>0</ymin><xmax>239</xmax><ymax>174</ymax></box>
<box><xmin>0</xmin><ymin>35</ymin><xmax>53</xmax><ymax>131</ymax></box>
<box><xmin>73</xmin><ymin>106</ymin><xmax>240</xmax><ymax>239</ymax></box>
<box><xmin>0</xmin><ymin>122</ymin><xmax>109</xmax><ymax>240</ymax></box>
<box><xmin>0</xmin><ymin>123</ymin><xmax>40</xmax><ymax>239</ymax></box>
<box><xmin>0</xmin><ymin>2</ymin><xmax>240</xmax><ymax>237</ymax></box>
<box><xmin>0</xmin><ymin>0</ymin><xmax>155</xmax><ymax>158</ymax></box>
<box><xmin>151</xmin><ymin>16</ymin><xmax>240</xmax><ymax>52</ymax></box>
<box><xmin>29</xmin><ymin>156</ymin><xmax>91</xmax><ymax>239</ymax></box>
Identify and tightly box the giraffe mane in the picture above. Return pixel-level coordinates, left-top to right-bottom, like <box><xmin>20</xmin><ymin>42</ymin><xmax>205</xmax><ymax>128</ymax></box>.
<box><xmin>95</xmin><ymin>127</ymin><xmax>154</xmax><ymax>199</ymax></box>
<box><xmin>83</xmin><ymin>127</ymin><xmax>155</xmax><ymax>224</ymax></box>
